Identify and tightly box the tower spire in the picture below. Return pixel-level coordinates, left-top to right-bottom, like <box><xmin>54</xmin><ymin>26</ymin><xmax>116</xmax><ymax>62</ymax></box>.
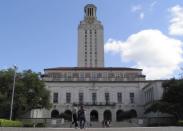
<box><xmin>78</xmin><ymin>4</ymin><xmax>104</xmax><ymax>67</ymax></box>
<box><xmin>84</xmin><ymin>4</ymin><xmax>97</xmax><ymax>18</ymax></box>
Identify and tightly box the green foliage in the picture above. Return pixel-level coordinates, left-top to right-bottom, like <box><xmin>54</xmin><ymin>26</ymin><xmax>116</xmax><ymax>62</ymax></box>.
<box><xmin>117</xmin><ymin>109</ymin><xmax>137</xmax><ymax>121</ymax></box>
<box><xmin>36</xmin><ymin>123</ymin><xmax>46</xmax><ymax>127</ymax></box>
<box><xmin>22</xmin><ymin>120</ymin><xmax>34</xmax><ymax>127</ymax></box>
<box><xmin>0</xmin><ymin>119</ymin><xmax>23</xmax><ymax>127</ymax></box>
<box><xmin>0</xmin><ymin>68</ymin><xmax>51</xmax><ymax>119</ymax></box>
<box><xmin>177</xmin><ymin>120</ymin><xmax>183</xmax><ymax>126</ymax></box>
<box><xmin>145</xmin><ymin>79</ymin><xmax>183</xmax><ymax>120</ymax></box>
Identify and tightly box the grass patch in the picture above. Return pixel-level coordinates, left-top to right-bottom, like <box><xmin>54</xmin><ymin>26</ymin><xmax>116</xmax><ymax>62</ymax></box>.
<box><xmin>0</xmin><ymin>119</ymin><xmax>23</xmax><ymax>127</ymax></box>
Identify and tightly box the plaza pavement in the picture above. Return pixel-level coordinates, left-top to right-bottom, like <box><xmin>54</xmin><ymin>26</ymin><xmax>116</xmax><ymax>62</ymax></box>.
<box><xmin>1</xmin><ymin>127</ymin><xmax>183</xmax><ymax>131</ymax></box>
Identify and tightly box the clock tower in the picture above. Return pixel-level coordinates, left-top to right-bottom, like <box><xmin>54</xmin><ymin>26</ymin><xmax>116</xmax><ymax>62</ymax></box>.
<box><xmin>78</xmin><ymin>4</ymin><xmax>104</xmax><ymax>67</ymax></box>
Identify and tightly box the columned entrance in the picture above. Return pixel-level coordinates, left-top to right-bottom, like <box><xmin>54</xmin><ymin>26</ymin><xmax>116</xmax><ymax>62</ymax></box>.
<box><xmin>51</xmin><ymin>110</ymin><xmax>59</xmax><ymax>118</ymax></box>
<box><xmin>103</xmin><ymin>110</ymin><xmax>112</xmax><ymax>121</ymax></box>
<box><xmin>116</xmin><ymin>109</ymin><xmax>124</xmax><ymax>121</ymax></box>
<box><xmin>90</xmin><ymin>110</ymin><xmax>98</xmax><ymax>121</ymax></box>
<box><xmin>64</xmin><ymin>110</ymin><xmax>72</xmax><ymax>121</ymax></box>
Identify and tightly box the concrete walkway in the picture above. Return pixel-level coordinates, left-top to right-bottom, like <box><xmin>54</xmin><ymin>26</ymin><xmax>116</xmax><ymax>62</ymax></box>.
<box><xmin>1</xmin><ymin>127</ymin><xmax>183</xmax><ymax>131</ymax></box>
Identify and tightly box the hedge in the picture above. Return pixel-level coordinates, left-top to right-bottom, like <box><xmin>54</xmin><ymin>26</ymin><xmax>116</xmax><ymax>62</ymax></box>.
<box><xmin>36</xmin><ymin>123</ymin><xmax>46</xmax><ymax>127</ymax></box>
<box><xmin>22</xmin><ymin>121</ymin><xmax>34</xmax><ymax>127</ymax></box>
<box><xmin>0</xmin><ymin>119</ymin><xmax>23</xmax><ymax>127</ymax></box>
<box><xmin>177</xmin><ymin>120</ymin><xmax>183</xmax><ymax>126</ymax></box>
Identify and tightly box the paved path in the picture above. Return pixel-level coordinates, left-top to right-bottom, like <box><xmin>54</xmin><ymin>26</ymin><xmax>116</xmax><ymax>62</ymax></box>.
<box><xmin>1</xmin><ymin>127</ymin><xmax>183</xmax><ymax>131</ymax></box>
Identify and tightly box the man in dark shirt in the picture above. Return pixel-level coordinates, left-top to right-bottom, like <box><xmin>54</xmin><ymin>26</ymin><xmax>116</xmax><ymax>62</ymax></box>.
<box><xmin>72</xmin><ymin>108</ymin><xmax>78</xmax><ymax>128</ymax></box>
<box><xmin>78</xmin><ymin>105</ymin><xmax>86</xmax><ymax>129</ymax></box>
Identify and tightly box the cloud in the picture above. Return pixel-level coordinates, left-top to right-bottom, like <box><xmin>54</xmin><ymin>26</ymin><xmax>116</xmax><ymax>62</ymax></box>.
<box><xmin>149</xmin><ymin>1</ymin><xmax>157</xmax><ymax>11</ymax></box>
<box><xmin>105</xmin><ymin>29</ymin><xmax>183</xmax><ymax>80</ymax></box>
<box><xmin>150</xmin><ymin>1</ymin><xmax>157</xmax><ymax>8</ymax></box>
<box><xmin>131</xmin><ymin>5</ymin><xmax>142</xmax><ymax>12</ymax></box>
<box><xmin>140</xmin><ymin>12</ymin><xmax>144</xmax><ymax>19</ymax></box>
<box><xmin>169</xmin><ymin>5</ymin><xmax>183</xmax><ymax>36</ymax></box>
<box><xmin>131</xmin><ymin>5</ymin><xmax>144</xmax><ymax>20</ymax></box>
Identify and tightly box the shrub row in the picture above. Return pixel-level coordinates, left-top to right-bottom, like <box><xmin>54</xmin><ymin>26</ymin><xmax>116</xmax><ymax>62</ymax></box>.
<box><xmin>177</xmin><ymin>120</ymin><xmax>183</xmax><ymax>126</ymax></box>
<box><xmin>0</xmin><ymin>119</ymin><xmax>23</xmax><ymax>127</ymax></box>
<box><xmin>22</xmin><ymin>122</ymin><xmax>45</xmax><ymax>127</ymax></box>
<box><xmin>0</xmin><ymin>119</ymin><xmax>46</xmax><ymax>127</ymax></box>
<box><xmin>22</xmin><ymin>121</ymin><xmax>34</xmax><ymax>127</ymax></box>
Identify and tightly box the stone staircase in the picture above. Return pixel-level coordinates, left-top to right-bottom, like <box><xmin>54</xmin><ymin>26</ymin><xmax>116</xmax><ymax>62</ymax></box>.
<box><xmin>46</xmin><ymin>119</ymin><xmax>140</xmax><ymax>128</ymax></box>
<box><xmin>110</xmin><ymin>121</ymin><xmax>140</xmax><ymax>127</ymax></box>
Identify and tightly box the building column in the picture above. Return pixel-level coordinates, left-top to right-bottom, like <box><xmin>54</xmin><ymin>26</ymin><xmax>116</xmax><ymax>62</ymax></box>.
<box><xmin>112</xmin><ymin>109</ymin><xmax>116</xmax><ymax>122</ymax></box>
<box><xmin>98</xmin><ymin>110</ymin><xmax>103</xmax><ymax>122</ymax></box>
<box><xmin>85</xmin><ymin>110</ymin><xmax>90</xmax><ymax>122</ymax></box>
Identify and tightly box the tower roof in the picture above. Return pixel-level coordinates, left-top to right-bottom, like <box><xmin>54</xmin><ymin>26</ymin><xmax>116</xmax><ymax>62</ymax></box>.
<box><xmin>84</xmin><ymin>4</ymin><xmax>97</xmax><ymax>10</ymax></box>
<box><xmin>84</xmin><ymin>4</ymin><xmax>97</xmax><ymax>17</ymax></box>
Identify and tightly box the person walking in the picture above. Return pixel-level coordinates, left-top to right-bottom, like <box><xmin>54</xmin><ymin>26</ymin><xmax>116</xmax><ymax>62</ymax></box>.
<box><xmin>72</xmin><ymin>108</ymin><xmax>78</xmax><ymax>128</ymax></box>
<box><xmin>78</xmin><ymin>105</ymin><xmax>86</xmax><ymax>129</ymax></box>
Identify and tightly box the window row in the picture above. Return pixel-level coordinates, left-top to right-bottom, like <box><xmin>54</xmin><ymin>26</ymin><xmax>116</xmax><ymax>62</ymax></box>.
<box><xmin>85</xmin><ymin>30</ymin><xmax>97</xmax><ymax>34</ymax></box>
<box><xmin>48</xmin><ymin>72</ymin><xmax>139</xmax><ymax>79</ymax></box>
<box><xmin>53</xmin><ymin>92</ymin><xmax>135</xmax><ymax>104</ymax></box>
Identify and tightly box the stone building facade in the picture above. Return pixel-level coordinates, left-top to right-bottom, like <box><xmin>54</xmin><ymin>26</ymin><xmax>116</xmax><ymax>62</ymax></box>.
<box><xmin>39</xmin><ymin>4</ymin><xmax>164</xmax><ymax>122</ymax></box>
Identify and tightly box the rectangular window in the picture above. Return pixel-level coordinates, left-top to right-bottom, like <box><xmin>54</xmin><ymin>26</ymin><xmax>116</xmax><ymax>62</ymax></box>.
<box><xmin>53</xmin><ymin>92</ymin><xmax>58</xmax><ymax>103</ymax></box>
<box><xmin>105</xmin><ymin>92</ymin><xmax>110</xmax><ymax>104</ymax></box>
<box><xmin>66</xmin><ymin>92</ymin><xmax>71</xmax><ymax>103</ymax></box>
<box><xmin>130</xmin><ymin>92</ymin><xmax>135</xmax><ymax>104</ymax></box>
<box><xmin>117</xmin><ymin>92</ymin><xmax>122</xmax><ymax>103</ymax></box>
<box><xmin>92</xmin><ymin>93</ymin><xmax>97</xmax><ymax>104</ymax></box>
<box><xmin>97</xmin><ymin>73</ymin><xmax>102</xmax><ymax>78</ymax></box>
<box><xmin>85</xmin><ymin>72</ymin><xmax>91</xmax><ymax>78</ymax></box>
<box><xmin>108</xmin><ymin>73</ymin><xmax>115</xmax><ymax>78</ymax></box>
<box><xmin>73</xmin><ymin>73</ymin><xmax>79</xmax><ymax>78</ymax></box>
<box><xmin>91</xmin><ymin>72</ymin><xmax>97</xmax><ymax>80</ymax></box>
<box><xmin>64</xmin><ymin>73</ymin><xmax>67</xmax><ymax>79</ymax></box>
<box><xmin>79</xmin><ymin>92</ymin><xmax>84</xmax><ymax>104</ymax></box>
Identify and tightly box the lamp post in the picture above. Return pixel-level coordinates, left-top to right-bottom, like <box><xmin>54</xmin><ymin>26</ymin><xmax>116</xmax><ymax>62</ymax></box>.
<box><xmin>10</xmin><ymin>65</ymin><xmax>17</xmax><ymax>120</ymax></box>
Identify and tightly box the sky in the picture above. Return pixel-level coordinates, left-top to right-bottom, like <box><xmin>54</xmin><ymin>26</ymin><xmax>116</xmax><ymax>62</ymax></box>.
<box><xmin>0</xmin><ymin>0</ymin><xmax>183</xmax><ymax>80</ymax></box>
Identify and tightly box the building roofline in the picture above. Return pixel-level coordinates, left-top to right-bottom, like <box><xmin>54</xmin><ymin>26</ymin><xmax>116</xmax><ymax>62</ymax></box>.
<box><xmin>142</xmin><ymin>80</ymin><xmax>167</xmax><ymax>90</ymax></box>
<box><xmin>44</xmin><ymin>80</ymin><xmax>150</xmax><ymax>83</ymax></box>
<box><xmin>84</xmin><ymin>4</ymin><xmax>97</xmax><ymax>9</ymax></box>
<box><xmin>44</xmin><ymin>67</ymin><xmax>143</xmax><ymax>71</ymax></box>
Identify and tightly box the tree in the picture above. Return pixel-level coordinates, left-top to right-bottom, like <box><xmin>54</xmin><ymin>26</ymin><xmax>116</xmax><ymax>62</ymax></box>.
<box><xmin>0</xmin><ymin>68</ymin><xmax>51</xmax><ymax>119</ymax></box>
<box><xmin>145</xmin><ymin>79</ymin><xmax>183</xmax><ymax>120</ymax></box>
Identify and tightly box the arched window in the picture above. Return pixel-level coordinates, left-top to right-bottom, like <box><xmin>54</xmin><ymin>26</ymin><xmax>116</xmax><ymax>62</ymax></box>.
<box><xmin>130</xmin><ymin>109</ymin><xmax>137</xmax><ymax>118</ymax></box>
<box><xmin>116</xmin><ymin>110</ymin><xmax>124</xmax><ymax>121</ymax></box>
<box><xmin>64</xmin><ymin>110</ymin><xmax>72</xmax><ymax>121</ymax></box>
<box><xmin>51</xmin><ymin>110</ymin><xmax>59</xmax><ymax>118</ymax></box>
<box><xmin>103</xmin><ymin>110</ymin><xmax>112</xmax><ymax>121</ymax></box>
<box><xmin>90</xmin><ymin>110</ymin><xmax>98</xmax><ymax>121</ymax></box>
